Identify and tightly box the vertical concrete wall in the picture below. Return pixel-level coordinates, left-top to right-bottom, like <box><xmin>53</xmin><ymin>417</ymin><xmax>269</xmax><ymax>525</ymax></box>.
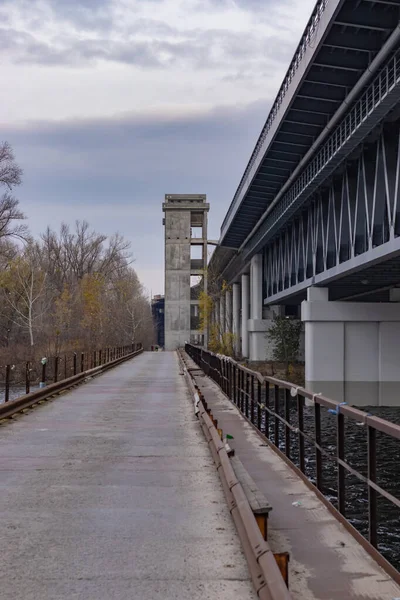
<box><xmin>241</xmin><ymin>274</ymin><xmax>249</xmax><ymax>358</ymax></box>
<box><xmin>232</xmin><ymin>283</ymin><xmax>240</xmax><ymax>356</ymax></box>
<box><xmin>164</xmin><ymin>207</ymin><xmax>191</xmax><ymax>350</ymax></box>
<box><xmin>163</xmin><ymin>194</ymin><xmax>209</xmax><ymax>350</ymax></box>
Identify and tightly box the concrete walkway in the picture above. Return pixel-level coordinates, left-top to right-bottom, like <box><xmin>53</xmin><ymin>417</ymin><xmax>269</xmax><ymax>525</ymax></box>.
<box><xmin>0</xmin><ymin>352</ymin><xmax>256</xmax><ymax>600</ymax></box>
<box><xmin>186</xmin><ymin>354</ymin><xmax>400</xmax><ymax>600</ymax></box>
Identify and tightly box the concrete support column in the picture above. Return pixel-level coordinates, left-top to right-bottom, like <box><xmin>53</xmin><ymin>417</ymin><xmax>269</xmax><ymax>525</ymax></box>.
<box><xmin>225</xmin><ymin>288</ymin><xmax>232</xmax><ymax>336</ymax></box>
<box><xmin>241</xmin><ymin>274</ymin><xmax>249</xmax><ymax>358</ymax></box>
<box><xmin>302</xmin><ymin>286</ymin><xmax>400</xmax><ymax>406</ymax></box>
<box><xmin>250</xmin><ymin>254</ymin><xmax>263</xmax><ymax>320</ymax></box>
<box><xmin>232</xmin><ymin>283</ymin><xmax>240</xmax><ymax>356</ymax></box>
<box><xmin>248</xmin><ymin>254</ymin><xmax>267</xmax><ymax>360</ymax></box>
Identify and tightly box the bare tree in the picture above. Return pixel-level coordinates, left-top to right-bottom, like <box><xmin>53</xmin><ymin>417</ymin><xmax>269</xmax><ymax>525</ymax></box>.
<box><xmin>0</xmin><ymin>142</ymin><xmax>27</xmax><ymax>242</ymax></box>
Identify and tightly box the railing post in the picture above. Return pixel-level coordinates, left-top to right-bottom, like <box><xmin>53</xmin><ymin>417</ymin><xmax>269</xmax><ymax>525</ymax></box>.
<box><xmin>99</xmin><ymin>349</ymin><xmax>102</xmax><ymax>366</ymax></box>
<box><xmin>4</xmin><ymin>364</ymin><xmax>10</xmax><ymax>403</ymax></box>
<box><xmin>80</xmin><ymin>352</ymin><xmax>84</xmax><ymax>373</ymax></box>
<box><xmin>284</xmin><ymin>388</ymin><xmax>291</xmax><ymax>460</ymax></box>
<box><xmin>93</xmin><ymin>351</ymin><xmax>96</xmax><ymax>368</ymax></box>
<box><xmin>264</xmin><ymin>381</ymin><xmax>270</xmax><ymax>437</ymax></box>
<box><xmin>257</xmin><ymin>380</ymin><xmax>262</xmax><ymax>431</ymax></box>
<box><xmin>233</xmin><ymin>365</ymin><xmax>237</xmax><ymax>405</ymax></box>
<box><xmin>368</xmin><ymin>425</ymin><xmax>377</xmax><ymax>547</ymax></box>
<box><xmin>297</xmin><ymin>393</ymin><xmax>305</xmax><ymax>473</ymax></box>
<box><xmin>250</xmin><ymin>375</ymin><xmax>255</xmax><ymax>423</ymax></box>
<box><xmin>25</xmin><ymin>361</ymin><xmax>30</xmax><ymax>395</ymax></box>
<box><xmin>54</xmin><ymin>356</ymin><xmax>59</xmax><ymax>383</ymax></box>
<box><xmin>245</xmin><ymin>373</ymin><xmax>250</xmax><ymax>418</ymax></box>
<box><xmin>337</xmin><ymin>411</ymin><xmax>346</xmax><ymax>516</ymax></box>
<box><xmin>73</xmin><ymin>353</ymin><xmax>77</xmax><ymax>376</ymax></box>
<box><xmin>64</xmin><ymin>355</ymin><xmax>67</xmax><ymax>380</ymax></box>
<box><xmin>274</xmin><ymin>385</ymin><xmax>280</xmax><ymax>447</ymax></box>
<box><xmin>315</xmin><ymin>402</ymin><xmax>322</xmax><ymax>491</ymax></box>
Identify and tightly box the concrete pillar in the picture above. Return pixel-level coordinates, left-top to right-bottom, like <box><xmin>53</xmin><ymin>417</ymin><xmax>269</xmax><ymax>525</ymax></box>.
<box><xmin>248</xmin><ymin>254</ymin><xmax>266</xmax><ymax>360</ymax></box>
<box><xmin>241</xmin><ymin>274</ymin><xmax>249</xmax><ymax>358</ymax></box>
<box><xmin>250</xmin><ymin>254</ymin><xmax>263</xmax><ymax>320</ymax></box>
<box><xmin>302</xmin><ymin>286</ymin><xmax>400</xmax><ymax>406</ymax></box>
<box><xmin>225</xmin><ymin>288</ymin><xmax>232</xmax><ymax>335</ymax></box>
<box><xmin>232</xmin><ymin>283</ymin><xmax>240</xmax><ymax>356</ymax></box>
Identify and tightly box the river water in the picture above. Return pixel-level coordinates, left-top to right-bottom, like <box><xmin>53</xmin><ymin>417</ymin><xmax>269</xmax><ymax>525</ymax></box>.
<box><xmin>257</xmin><ymin>398</ymin><xmax>400</xmax><ymax>571</ymax></box>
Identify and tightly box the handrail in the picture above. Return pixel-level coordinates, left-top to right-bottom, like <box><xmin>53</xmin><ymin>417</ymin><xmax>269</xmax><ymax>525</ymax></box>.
<box><xmin>184</xmin><ymin>343</ymin><xmax>400</xmax><ymax>583</ymax></box>
<box><xmin>0</xmin><ymin>346</ymin><xmax>143</xmax><ymax>419</ymax></box>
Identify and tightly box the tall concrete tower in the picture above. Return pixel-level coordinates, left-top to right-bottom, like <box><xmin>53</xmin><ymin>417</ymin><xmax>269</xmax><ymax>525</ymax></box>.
<box><xmin>163</xmin><ymin>194</ymin><xmax>209</xmax><ymax>350</ymax></box>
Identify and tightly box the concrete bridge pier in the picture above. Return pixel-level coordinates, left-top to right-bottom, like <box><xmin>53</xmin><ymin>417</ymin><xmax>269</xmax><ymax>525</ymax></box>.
<box><xmin>302</xmin><ymin>287</ymin><xmax>400</xmax><ymax>406</ymax></box>
<box><xmin>241</xmin><ymin>274</ymin><xmax>249</xmax><ymax>358</ymax></box>
<box><xmin>249</xmin><ymin>254</ymin><xmax>266</xmax><ymax>361</ymax></box>
<box><xmin>232</xmin><ymin>282</ymin><xmax>241</xmax><ymax>356</ymax></box>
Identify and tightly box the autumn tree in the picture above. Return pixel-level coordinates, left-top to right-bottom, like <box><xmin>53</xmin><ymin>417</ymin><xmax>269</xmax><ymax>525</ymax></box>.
<box><xmin>266</xmin><ymin>315</ymin><xmax>302</xmax><ymax>379</ymax></box>
<box><xmin>0</xmin><ymin>145</ymin><xmax>155</xmax><ymax>357</ymax></box>
<box><xmin>0</xmin><ymin>244</ymin><xmax>49</xmax><ymax>348</ymax></box>
<box><xmin>198</xmin><ymin>248</ymin><xmax>237</xmax><ymax>356</ymax></box>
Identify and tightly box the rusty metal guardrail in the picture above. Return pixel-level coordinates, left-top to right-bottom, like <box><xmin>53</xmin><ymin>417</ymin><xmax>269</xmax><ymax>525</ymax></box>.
<box><xmin>0</xmin><ymin>345</ymin><xmax>143</xmax><ymax>420</ymax></box>
<box><xmin>177</xmin><ymin>349</ymin><xmax>292</xmax><ymax>600</ymax></box>
<box><xmin>0</xmin><ymin>344</ymin><xmax>141</xmax><ymax>403</ymax></box>
<box><xmin>185</xmin><ymin>343</ymin><xmax>400</xmax><ymax>584</ymax></box>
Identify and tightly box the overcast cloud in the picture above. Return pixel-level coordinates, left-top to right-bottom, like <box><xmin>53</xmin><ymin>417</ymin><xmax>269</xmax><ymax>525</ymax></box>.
<box><xmin>0</xmin><ymin>0</ymin><xmax>316</xmax><ymax>294</ymax></box>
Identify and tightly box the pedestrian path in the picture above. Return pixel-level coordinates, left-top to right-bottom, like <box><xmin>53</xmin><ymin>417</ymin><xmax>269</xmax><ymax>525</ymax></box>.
<box><xmin>0</xmin><ymin>352</ymin><xmax>256</xmax><ymax>600</ymax></box>
<box><xmin>185</xmin><ymin>353</ymin><xmax>400</xmax><ymax>599</ymax></box>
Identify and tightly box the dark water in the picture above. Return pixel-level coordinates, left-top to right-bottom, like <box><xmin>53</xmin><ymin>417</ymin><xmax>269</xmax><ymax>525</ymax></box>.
<box><xmin>246</xmin><ymin>395</ymin><xmax>400</xmax><ymax>571</ymax></box>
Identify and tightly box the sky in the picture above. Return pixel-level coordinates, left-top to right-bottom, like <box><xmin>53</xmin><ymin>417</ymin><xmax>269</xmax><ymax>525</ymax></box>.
<box><xmin>1</xmin><ymin>0</ymin><xmax>317</xmax><ymax>296</ymax></box>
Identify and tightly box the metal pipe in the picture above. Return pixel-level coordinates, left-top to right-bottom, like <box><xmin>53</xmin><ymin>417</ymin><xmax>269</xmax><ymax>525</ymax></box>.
<box><xmin>238</xmin><ymin>23</ymin><xmax>400</xmax><ymax>257</ymax></box>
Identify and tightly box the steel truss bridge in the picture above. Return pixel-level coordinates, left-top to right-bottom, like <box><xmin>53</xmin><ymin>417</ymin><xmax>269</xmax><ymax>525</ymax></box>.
<box><xmin>214</xmin><ymin>0</ymin><xmax>400</xmax><ymax>305</ymax></box>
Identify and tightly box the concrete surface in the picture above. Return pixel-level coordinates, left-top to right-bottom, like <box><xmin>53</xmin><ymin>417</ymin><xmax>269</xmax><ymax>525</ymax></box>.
<box><xmin>186</xmin><ymin>353</ymin><xmax>400</xmax><ymax>599</ymax></box>
<box><xmin>0</xmin><ymin>352</ymin><xmax>256</xmax><ymax>600</ymax></box>
<box><xmin>303</xmin><ymin>286</ymin><xmax>400</xmax><ymax>405</ymax></box>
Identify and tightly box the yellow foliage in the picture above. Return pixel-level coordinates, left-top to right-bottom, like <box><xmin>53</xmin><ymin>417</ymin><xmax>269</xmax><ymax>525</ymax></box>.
<box><xmin>80</xmin><ymin>274</ymin><xmax>106</xmax><ymax>342</ymax></box>
<box><xmin>198</xmin><ymin>290</ymin><xmax>213</xmax><ymax>334</ymax></box>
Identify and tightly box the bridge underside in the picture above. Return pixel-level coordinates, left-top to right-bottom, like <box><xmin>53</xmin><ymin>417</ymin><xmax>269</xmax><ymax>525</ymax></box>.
<box><xmin>221</xmin><ymin>0</ymin><xmax>400</xmax><ymax>250</ymax></box>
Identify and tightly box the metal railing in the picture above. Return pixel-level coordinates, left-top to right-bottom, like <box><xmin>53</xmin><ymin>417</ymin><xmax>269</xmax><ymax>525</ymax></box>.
<box><xmin>246</xmin><ymin>46</ymin><xmax>400</xmax><ymax>256</ymax></box>
<box><xmin>185</xmin><ymin>343</ymin><xmax>400</xmax><ymax>583</ymax></box>
<box><xmin>0</xmin><ymin>343</ymin><xmax>143</xmax><ymax>404</ymax></box>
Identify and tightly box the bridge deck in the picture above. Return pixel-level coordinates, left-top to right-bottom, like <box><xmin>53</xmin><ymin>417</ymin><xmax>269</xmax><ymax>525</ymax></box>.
<box><xmin>0</xmin><ymin>352</ymin><xmax>256</xmax><ymax>600</ymax></box>
<box><xmin>185</xmin><ymin>354</ymin><xmax>400</xmax><ymax>599</ymax></box>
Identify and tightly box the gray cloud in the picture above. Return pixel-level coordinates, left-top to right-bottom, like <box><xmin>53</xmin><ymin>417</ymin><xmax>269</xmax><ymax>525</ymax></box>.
<box><xmin>0</xmin><ymin>25</ymin><xmax>293</xmax><ymax>75</ymax></box>
<box><xmin>5</xmin><ymin>101</ymin><xmax>269</xmax><ymax>235</ymax></box>
<box><xmin>20</xmin><ymin>0</ymin><xmax>114</xmax><ymax>31</ymax></box>
<box><xmin>2</xmin><ymin>101</ymin><xmax>270</xmax><ymax>292</ymax></box>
